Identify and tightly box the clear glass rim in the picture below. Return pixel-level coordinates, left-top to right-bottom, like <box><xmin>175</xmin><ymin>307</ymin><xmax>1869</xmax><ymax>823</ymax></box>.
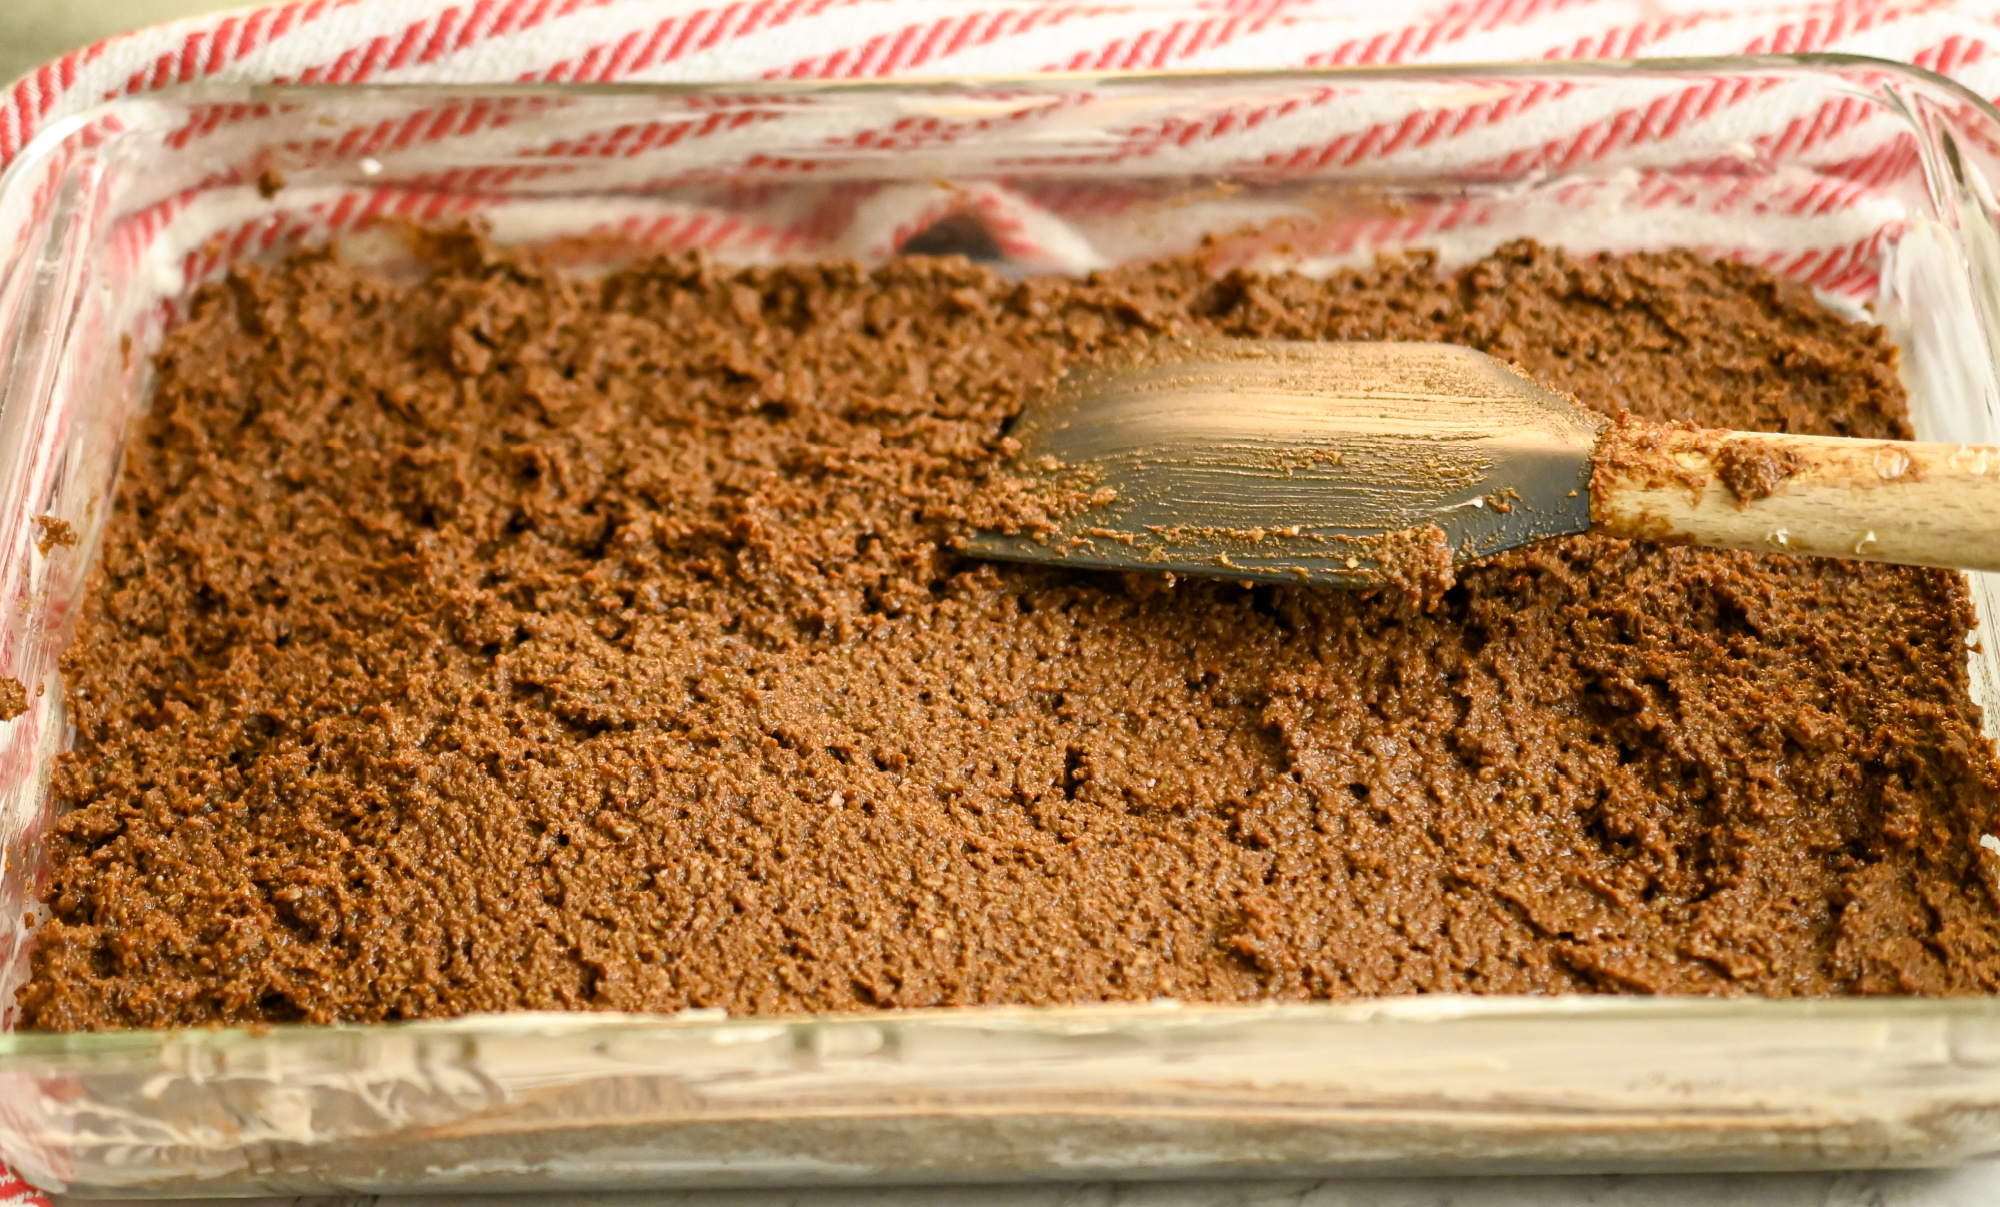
<box><xmin>8</xmin><ymin>51</ymin><xmax>2000</xmax><ymax>194</ymax></box>
<box><xmin>10</xmin><ymin>992</ymin><xmax>2000</xmax><ymax>1056</ymax></box>
<box><xmin>229</xmin><ymin>50</ymin><xmax>2000</xmax><ymax>113</ymax></box>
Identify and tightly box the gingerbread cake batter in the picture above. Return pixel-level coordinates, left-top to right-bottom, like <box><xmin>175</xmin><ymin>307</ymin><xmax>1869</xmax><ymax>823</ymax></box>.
<box><xmin>19</xmin><ymin>234</ymin><xmax>2000</xmax><ymax>1030</ymax></box>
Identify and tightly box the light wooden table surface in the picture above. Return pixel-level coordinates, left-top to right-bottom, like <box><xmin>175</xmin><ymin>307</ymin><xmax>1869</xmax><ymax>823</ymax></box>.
<box><xmin>0</xmin><ymin>0</ymin><xmax>234</xmax><ymax>85</ymax></box>
<box><xmin>44</xmin><ymin>1166</ymin><xmax>2000</xmax><ymax>1206</ymax></box>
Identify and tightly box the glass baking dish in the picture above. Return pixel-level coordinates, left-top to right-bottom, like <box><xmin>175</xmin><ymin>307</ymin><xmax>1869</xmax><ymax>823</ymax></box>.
<box><xmin>5</xmin><ymin>55</ymin><xmax>2000</xmax><ymax>1198</ymax></box>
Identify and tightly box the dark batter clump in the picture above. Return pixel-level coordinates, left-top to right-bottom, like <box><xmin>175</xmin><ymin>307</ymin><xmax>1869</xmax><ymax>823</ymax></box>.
<box><xmin>21</xmin><ymin>235</ymin><xmax>2000</xmax><ymax>1030</ymax></box>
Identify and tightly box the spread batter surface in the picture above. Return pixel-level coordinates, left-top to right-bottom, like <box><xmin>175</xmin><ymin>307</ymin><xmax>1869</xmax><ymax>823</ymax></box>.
<box><xmin>21</xmin><ymin>235</ymin><xmax>2000</xmax><ymax>1030</ymax></box>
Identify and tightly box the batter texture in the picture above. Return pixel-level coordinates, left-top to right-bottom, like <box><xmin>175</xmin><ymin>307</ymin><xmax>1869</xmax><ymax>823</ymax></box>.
<box><xmin>20</xmin><ymin>234</ymin><xmax>2000</xmax><ymax>1030</ymax></box>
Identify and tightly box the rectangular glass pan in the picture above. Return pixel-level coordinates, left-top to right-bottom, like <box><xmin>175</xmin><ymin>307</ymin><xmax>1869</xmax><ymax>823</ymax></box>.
<box><xmin>5</xmin><ymin>56</ymin><xmax>2000</xmax><ymax>1196</ymax></box>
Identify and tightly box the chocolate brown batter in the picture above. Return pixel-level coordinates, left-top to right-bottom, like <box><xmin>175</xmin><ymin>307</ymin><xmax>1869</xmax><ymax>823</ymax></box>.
<box><xmin>20</xmin><ymin>235</ymin><xmax>2000</xmax><ymax>1030</ymax></box>
<box><xmin>32</xmin><ymin>515</ymin><xmax>77</xmax><ymax>555</ymax></box>
<box><xmin>0</xmin><ymin>678</ymin><xmax>28</xmax><ymax>722</ymax></box>
<box><xmin>1348</xmin><ymin>523</ymin><xmax>1456</xmax><ymax>606</ymax></box>
<box><xmin>1713</xmin><ymin>436</ymin><xmax>1812</xmax><ymax>503</ymax></box>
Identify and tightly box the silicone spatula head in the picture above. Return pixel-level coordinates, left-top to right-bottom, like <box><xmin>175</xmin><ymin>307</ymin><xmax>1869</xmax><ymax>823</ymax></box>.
<box><xmin>965</xmin><ymin>340</ymin><xmax>1607</xmax><ymax>588</ymax></box>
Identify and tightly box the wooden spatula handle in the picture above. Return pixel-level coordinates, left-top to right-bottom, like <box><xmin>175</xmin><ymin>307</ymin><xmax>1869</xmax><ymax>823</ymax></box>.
<box><xmin>1591</xmin><ymin>419</ymin><xmax>2000</xmax><ymax>573</ymax></box>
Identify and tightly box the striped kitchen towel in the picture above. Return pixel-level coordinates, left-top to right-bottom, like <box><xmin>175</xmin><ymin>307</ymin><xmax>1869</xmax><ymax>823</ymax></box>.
<box><xmin>8</xmin><ymin>0</ymin><xmax>2000</xmax><ymax>170</ymax></box>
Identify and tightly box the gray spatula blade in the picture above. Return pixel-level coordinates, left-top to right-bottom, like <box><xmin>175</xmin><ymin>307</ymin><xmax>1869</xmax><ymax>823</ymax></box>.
<box><xmin>965</xmin><ymin>341</ymin><xmax>1608</xmax><ymax>588</ymax></box>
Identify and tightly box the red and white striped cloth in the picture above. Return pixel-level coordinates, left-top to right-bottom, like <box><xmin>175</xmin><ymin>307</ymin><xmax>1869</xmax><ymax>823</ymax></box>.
<box><xmin>0</xmin><ymin>1166</ymin><xmax>40</xmax><ymax>1207</ymax></box>
<box><xmin>5</xmin><ymin>0</ymin><xmax>2000</xmax><ymax>170</ymax></box>
<box><xmin>7</xmin><ymin>0</ymin><xmax>2000</xmax><ymax>1201</ymax></box>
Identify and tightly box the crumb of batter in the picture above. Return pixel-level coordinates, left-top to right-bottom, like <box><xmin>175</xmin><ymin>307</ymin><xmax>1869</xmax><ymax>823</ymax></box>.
<box><xmin>1715</xmin><ymin>438</ymin><xmax>1812</xmax><ymax>503</ymax></box>
<box><xmin>0</xmin><ymin>678</ymin><xmax>29</xmax><ymax>721</ymax></box>
<box><xmin>20</xmin><ymin>235</ymin><xmax>2000</xmax><ymax>1031</ymax></box>
<box><xmin>33</xmin><ymin>516</ymin><xmax>76</xmax><ymax>554</ymax></box>
<box><xmin>1348</xmin><ymin>523</ymin><xmax>1455</xmax><ymax>610</ymax></box>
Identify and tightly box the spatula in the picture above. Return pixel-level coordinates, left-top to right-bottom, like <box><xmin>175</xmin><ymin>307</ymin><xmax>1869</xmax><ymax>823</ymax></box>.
<box><xmin>964</xmin><ymin>340</ymin><xmax>2000</xmax><ymax>588</ymax></box>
